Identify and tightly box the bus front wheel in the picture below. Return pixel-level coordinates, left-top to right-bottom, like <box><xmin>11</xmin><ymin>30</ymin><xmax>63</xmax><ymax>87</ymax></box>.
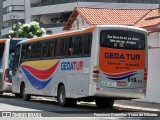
<box><xmin>95</xmin><ymin>98</ymin><xmax>114</xmax><ymax>109</ymax></box>
<box><xmin>57</xmin><ymin>85</ymin><xmax>76</xmax><ymax>107</ymax></box>
<box><xmin>22</xmin><ymin>84</ymin><xmax>31</xmax><ymax>101</ymax></box>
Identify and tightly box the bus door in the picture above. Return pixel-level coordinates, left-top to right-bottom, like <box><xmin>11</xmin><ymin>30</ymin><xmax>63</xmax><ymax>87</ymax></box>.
<box><xmin>12</xmin><ymin>44</ymin><xmax>21</xmax><ymax>86</ymax></box>
<box><xmin>9</xmin><ymin>40</ymin><xmax>21</xmax><ymax>82</ymax></box>
<box><xmin>98</xmin><ymin>30</ymin><xmax>146</xmax><ymax>89</ymax></box>
<box><xmin>0</xmin><ymin>42</ymin><xmax>5</xmax><ymax>89</ymax></box>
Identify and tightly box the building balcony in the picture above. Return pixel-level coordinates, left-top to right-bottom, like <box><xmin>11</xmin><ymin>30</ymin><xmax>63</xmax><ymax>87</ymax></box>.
<box><xmin>40</xmin><ymin>22</ymin><xmax>66</xmax><ymax>28</ymax></box>
<box><xmin>30</xmin><ymin>0</ymin><xmax>160</xmax><ymax>7</ymax></box>
<box><xmin>31</xmin><ymin>0</ymin><xmax>76</xmax><ymax>7</ymax></box>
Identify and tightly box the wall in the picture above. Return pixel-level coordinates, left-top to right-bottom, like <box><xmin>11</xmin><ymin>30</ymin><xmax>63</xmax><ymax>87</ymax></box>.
<box><xmin>148</xmin><ymin>32</ymin><xmax>159</xmax><ymax>48</ymax></box>
<box><xmin>70</xmin><ymin>14</ymin><xmax>90</xmax><ymax>31</ymax></box>
<box><xmin>137</xmin><ymin>48</ymin><xmax>160</xmax><ymax>103</ymax></box>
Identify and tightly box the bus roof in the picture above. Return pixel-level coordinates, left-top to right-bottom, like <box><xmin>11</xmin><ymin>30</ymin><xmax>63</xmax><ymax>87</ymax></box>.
<box><xmin>18</xmin><ymin>25</ymin><xmax>147</xmax><ymax>44</ymax></box>
<box><xmin>18</xmin><ymin>26</ymin><xmax>96</xmax><ymax>44</ymax></box>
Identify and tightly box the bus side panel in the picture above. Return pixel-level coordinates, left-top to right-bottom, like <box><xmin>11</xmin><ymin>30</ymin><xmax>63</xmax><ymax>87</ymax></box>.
<box><xmin>53</xmin><ymin>57</ymin><xmax>91</xmax><ymax>98</ymax></box>
<box><xmin>13</xmin><ymin>58</ymin><xmax>91</xmax><ymax>98</ymax></box>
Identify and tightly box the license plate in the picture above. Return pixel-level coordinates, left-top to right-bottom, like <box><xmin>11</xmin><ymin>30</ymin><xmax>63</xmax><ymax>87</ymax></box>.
<box><xmin>100</xmin><ymin>81</ymin><xmax>117</xmax><ymax>87</ymax></box>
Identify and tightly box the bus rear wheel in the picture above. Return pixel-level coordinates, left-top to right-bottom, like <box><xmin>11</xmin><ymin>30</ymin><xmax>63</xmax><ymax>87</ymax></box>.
<box><xmin>57</xmin><ymin>85</ymin><xmax>76</xmax><ymax>107</ymax></box>
<box><xmin>95</xmin><ymin>98</ymin><xmax>114</xmax><ymax>109</ymax></box>
<box><xmin>22</xmin><ymin>84</ymin><xmax>31</xmax><ymax>101</ymax></box>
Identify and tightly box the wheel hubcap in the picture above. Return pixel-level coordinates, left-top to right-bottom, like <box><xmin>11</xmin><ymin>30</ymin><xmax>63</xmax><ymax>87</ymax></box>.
<box><xmin>60</xmin><ymin>90</ymin><xmax>65</xmax><ymax>103</ymax></box>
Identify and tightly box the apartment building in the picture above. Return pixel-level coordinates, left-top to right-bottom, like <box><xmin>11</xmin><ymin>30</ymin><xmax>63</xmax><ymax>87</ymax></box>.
<box><xmin>1</xmin><ymin>0</ymin><xmax>25</xmax><ymax>36</ymax></box>
<box><xmin>0</xmin><ymin>0</ymin><xmax>3</xmax><ymax>37</ymax></box>
<box><xmin>1</xmin><ymin>0</ymin><xmax>159</xmax><ymax>36</ymax></box>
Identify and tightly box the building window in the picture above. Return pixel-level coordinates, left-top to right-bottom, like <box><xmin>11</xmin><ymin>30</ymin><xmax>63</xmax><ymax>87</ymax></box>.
<box><xmin>3</xmin><ymin>5</ymin><xmax>24</xmax><ymax>14</ymax></box>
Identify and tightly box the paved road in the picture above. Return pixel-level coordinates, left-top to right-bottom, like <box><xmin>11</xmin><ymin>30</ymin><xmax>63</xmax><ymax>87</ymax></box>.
<box><xmin>0</xmin><ymin>94</ymin><xmax>159</xmax><ymax>120</ymax></box>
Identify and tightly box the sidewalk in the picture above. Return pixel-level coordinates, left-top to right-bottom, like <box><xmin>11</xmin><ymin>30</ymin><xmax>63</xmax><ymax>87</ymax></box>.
<box><xmin>115</xmin><ymin>100</ymin><xmax>160</xmax><ymax>112</ymax></box>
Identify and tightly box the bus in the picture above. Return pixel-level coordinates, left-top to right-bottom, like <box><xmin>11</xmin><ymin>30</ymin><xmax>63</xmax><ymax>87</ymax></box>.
<box><xmin>12</xmin><ymin>25</ymin><xmax>148</xmax><ymax>108</ymax></box>
<box><xmin>0</xmin><ymin>38</ymin><xmax>25</xmax><ymax>94</ymax></box>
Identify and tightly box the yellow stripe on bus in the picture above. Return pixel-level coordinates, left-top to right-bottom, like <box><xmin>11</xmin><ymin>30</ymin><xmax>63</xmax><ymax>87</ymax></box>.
<box><xmin>21</xmin><ymin>59</ymin><xmax>59</xmax><ymax>70</ymax></box>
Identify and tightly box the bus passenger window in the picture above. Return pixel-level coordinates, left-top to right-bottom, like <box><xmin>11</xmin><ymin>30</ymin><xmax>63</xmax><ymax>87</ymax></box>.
<box><xmin>71</xmin><ymin>36</ymin><xmax>82</xmax><ymax>56</ymax></box>
<box><xmin>55</xmin><ymin>39</ymin><xmax>63</xmax><ymax>57</ymax></box>
<box><xmin>21</xmin><ymin>44</ymin><xmax>31</xmax><ymax>60</ymax></box>
<box><xmin>62</xmin><ymin>39</ymin><xmax>68</xmax><ymax>56</ymax></box>
<box><xmin>83</xmin><ymin>33</ymin><xmax>92</xmax><ymax>55</ymax></box>
<box><xmin>68</xmin><ymin>38</ymin><xmax>74</xmax><ymax>56</ymax></box>
<box><xmin>42</xmin><ymin>41</ymin><xmax>49</xmax><ymax>57</ymax></box>
<box><xmin>21</xmin><ymin>45</ymin><xmax>26</xmax><ymax>59</ymax></box>
<box><xmin>50</xmin><ymin>41</ymin><xmax>55</xmax><ymax>57</ymax></box>
<box><xmin>31</xmin><ymin>42</ymin><xmax>41</xmax><ymax>59</ymax></box>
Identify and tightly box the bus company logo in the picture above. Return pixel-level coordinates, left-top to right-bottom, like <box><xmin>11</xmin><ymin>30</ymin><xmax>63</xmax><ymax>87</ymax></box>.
<box><xmin>20</xmin><ymin>61</ymin><xmax>59</xmax><ymax>90</ymax></box>
<box><xmin>104</xmin><ymin>71</ymin><xmax>138</xmax><ymax>81</ymax></box>
<box><xmin>104</xmin><ymin>53</ymin><xmax>140</xmax><ymax>60</ymax></box>
<box><xmin>61</xmin><ymin>61</ymin><xmax>83</xmax><ymax>71</ymax></box>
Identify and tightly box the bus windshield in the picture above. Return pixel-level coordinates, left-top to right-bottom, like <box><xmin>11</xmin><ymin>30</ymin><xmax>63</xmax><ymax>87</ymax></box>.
<box><xmin>100</xmin><ymin>30</ymin><xmax>145</xmax><ymax>50</ymax></box>
<box><xmin>0</xmin><ymin>43</ymin><xmax>5</xmax><ymax>68</ymax></box>
<box><xmin>10</xmin><ymin>40</ymin><xmax>20</xmax><ymax>52</ymax></box>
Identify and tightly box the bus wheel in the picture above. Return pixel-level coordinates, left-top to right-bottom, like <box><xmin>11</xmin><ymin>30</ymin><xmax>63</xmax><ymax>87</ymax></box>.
<box><xmin>22</xmin><ymin>84</ymin><xmax>31</xmax><ymax>101</ymax></box>
<box><xmin>15</xmin><ymin>93</ymin><xmax>21</xmax><ymax>98</ymax></box>
<box><xmin>57</xmin><ymin>85</ymin><xmax>76</xmax><ymax>107</ymax></box>
<box><xmin>58</xmin><ymin>85</ymin><xmax>68</xmax><ymax>106</ymax></box>
<box><xmin>95</xmin><ymin>98</ymin><xmax>114</xmax><ymax>109</ymax></box>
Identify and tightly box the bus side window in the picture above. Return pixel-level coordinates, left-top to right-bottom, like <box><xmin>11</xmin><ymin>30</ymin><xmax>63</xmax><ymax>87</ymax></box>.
<box><xmin>42</xmin><ymin>41</ymin><xmax>49</xmax><ymax>57</ymax></box>
<box><xmin>55</xmin><ymin>39</ymin><xmax>63</xmax><ymax>57</ymax></box>
<box><xmin>62</xmin><ymin>38</ymin><xmax>68</xmax><ymax>57</ymax></box>
<box><xmin>21</xmin><ymin>44</ymin><xmax>31</xmax><ymax>60</ymax></box>
<box><xmin>68</xmin><ymin>37</ymin><xmax>73</xmax><ymax>56</ymax></box>
<box><xmin>72</xmin><ymin>37</ymin><xmax>78</xmax><ymax>56</ymax></box>
<box><xmin>37</xmin><ymin>42</ymin><xmax>41</xmax><ymax>58</ymax></box>
<box><xmin>12</xmin><ymin>44</ymin><xmax>21</xmax><ymax>75</ymax></box>
<box><xmin>21</xmin><ymin>44</ymin><xmax>26</xmax><ymax>60</ymax></box>
<box><xmin>50</xmin><ymin>40</ymin><xmax>55</xmax><ymax>57</ymax></box>
<box><xmin>83</xmin><ymin>33</ymin><xmax>92</xmax><ymax>56</ymax></box>
<box><xmin>71</xmin><ymin>35</ymin><xmax>82</xmax><ymax>56</ymax></box>
<box><xmin>31</xmin><ymin>42</ymin><xmax>41</xmax><ymax>59</ymax></box>
<box><xmin>79</xmin><ymin>35</ymin><xmax>83</xmax><ymax>55</ymax></box>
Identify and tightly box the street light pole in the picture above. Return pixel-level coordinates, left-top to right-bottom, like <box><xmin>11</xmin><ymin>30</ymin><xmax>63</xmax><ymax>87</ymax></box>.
<box><xmin>9</xmin><ymin>15</ymin><xmax>19</xmax><ymax>38</ymax></box>
<box><xmin>14</xmin><ymin>15</ymin><xmax>19</xmax><ymax>38</ymax></box>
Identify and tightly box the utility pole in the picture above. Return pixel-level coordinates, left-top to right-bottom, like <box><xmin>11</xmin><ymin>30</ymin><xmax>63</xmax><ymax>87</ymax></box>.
<box><xmin>9</xmin><ymin>15</ymin><xmax>19</xmax><ymax>38</ymax></box>
<box><xmin>14</xmin><ymin>15</ymin><xmax>19</xmax><ymax>38</ymax></box>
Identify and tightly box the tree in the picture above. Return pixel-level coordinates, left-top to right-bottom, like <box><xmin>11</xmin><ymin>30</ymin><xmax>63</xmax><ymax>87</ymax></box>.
<box><xmin>9</xmin><ymin>21</ymin><xmax>46</xmax><ymax>38</ymax></box>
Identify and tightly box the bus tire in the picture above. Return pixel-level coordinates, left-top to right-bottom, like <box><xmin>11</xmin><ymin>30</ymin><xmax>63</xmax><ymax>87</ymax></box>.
<box><xmin>95</xmin><ymin>98</ymin><xmax>114</xmax><ymax>109</ymax></box>
<box><xmin>15</xmin><ymin>93</ymin><xmax>21</xmax><ymax>98</ymax></box>
<box><xmin>22</xmin><ymin>84</ymin><xmax>31</xmax><ymax>101</ymax></box>
<box><xmin>58</xmin><ymin>85</ymin><xmax>77</xmax><ymax>107</ymax></box>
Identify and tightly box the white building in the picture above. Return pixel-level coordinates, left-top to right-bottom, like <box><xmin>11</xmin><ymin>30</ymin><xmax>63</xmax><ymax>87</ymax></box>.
<box><xmin>1</xmin><ymin>0</ymin><xmax>25</xmax><ymax>36</ymax></box>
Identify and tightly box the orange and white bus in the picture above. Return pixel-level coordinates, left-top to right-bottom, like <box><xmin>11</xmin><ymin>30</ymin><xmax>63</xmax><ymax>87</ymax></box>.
<box><xmin>12</xmin><ymin>25</ymin><xmax>148</xmax><ymax>108</ymax></box>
